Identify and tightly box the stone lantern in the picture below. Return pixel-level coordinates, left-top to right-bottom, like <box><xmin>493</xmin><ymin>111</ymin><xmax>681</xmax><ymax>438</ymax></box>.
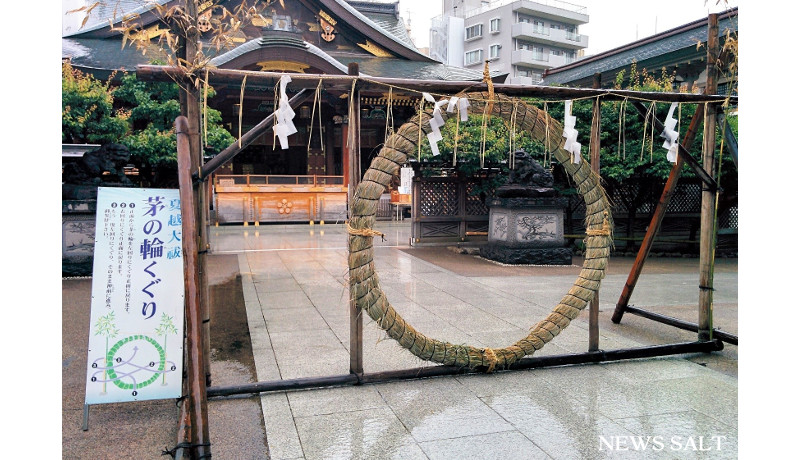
<box><xmin>480</xmin><ymin>151</ymin><xmax>572</xmax><ymax>265</ymax></box>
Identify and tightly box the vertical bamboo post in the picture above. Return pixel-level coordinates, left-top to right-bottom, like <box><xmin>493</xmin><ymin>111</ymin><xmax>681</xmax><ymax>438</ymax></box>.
<box><xmin>347</xmin><ymin>63</ymin><xmax>363</xmax><ymax>376</ymax></box>
<box><xmin>588</xmin><ymin>73</ymin><xmax>601</xmax><ymax>352</ymax></box>
<box><xmin>698</xmin><ymin>13</ymin><xmax>720</xmax><ymax>341</ymax></box>
<box><xmin>176</xmin><ymin>115</ymin><xmax>211</xmax><ymax>460</ymax></box>
<box><xmin>174</xmin><ymin>1</ymin><xmax>210</xmax><ymax>456</ymax></box>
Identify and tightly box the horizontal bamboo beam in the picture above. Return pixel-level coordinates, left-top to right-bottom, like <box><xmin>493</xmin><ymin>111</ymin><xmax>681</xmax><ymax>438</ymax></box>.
<box><xmin>205</xmin><ymin>340</ymin><xmax>724</xmax><ymax>398</ymax></box>
<box><xmin>623</xmin><ymin>306</ymin><xmax>738</xmax><ymax>345</ymax></box>
<box><xmin>136</xmin><ymin>65</ymin><xmax>736</xmax><ymax>104</ymax></box>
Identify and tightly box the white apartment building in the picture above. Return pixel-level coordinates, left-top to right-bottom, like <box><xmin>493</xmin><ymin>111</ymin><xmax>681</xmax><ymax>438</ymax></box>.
<box><xmin>430</xmin><ymin>0</ymin><xmax>589</xmax><ymax>84</ymax></box>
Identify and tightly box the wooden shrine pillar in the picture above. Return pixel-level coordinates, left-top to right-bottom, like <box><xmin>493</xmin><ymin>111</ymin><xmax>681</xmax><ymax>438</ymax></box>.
<box><xmin>588</xmin><ymin>73</ymin><xmax>601</xmax><ymax>352</ymax></box>
<box><xmin>325</xmin><ymin>118</ymin><xmax>337</xmax><ymax>176</ymax></box>
<box><xmin>698</xmin><ymin>13</ymin><xmax>720</xmax><ymax>341</ymax></box>
<box><xmin>342</xmin><ymin>121</ymin><xmax>349</xmax><ymax>190</ymax></box>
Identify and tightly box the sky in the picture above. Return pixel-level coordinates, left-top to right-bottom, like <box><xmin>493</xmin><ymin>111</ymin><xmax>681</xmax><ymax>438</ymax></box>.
<box><xmin>398</xmin><ymin>0</ymin><xmax>738</xmax><ymax>54</ymax></box>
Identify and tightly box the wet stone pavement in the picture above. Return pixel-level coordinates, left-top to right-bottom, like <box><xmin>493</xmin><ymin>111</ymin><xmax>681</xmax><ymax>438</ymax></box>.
<box><xmin>209</xmin><ymin>221</ymin><xmax>737</xmax><ymax>460</ymax></box>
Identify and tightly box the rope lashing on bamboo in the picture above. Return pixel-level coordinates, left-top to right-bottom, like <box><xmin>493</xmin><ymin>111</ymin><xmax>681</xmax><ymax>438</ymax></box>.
<box><xmin>347</xmin><ymin>91</ymin><xmax>614</xmax><ymax>372</ymax></box>
<box><xmin>346</xmin><ymin>220</ymin><xmax>385</xmax><ymax>241</ymax></box>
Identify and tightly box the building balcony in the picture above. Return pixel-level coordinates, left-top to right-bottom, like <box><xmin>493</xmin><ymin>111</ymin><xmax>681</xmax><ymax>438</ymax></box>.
<box><xmin>511</xmin><ymin>0</ymin><xmax>589</xmax><ymax>24</ymax></box>
<box><xmin>507</xmin><ymin>76</ymin><xmax>543</xmax><ymax>85</ymax></box>
<box><xmin>465</xmin><ymin>0</ymin><xmax>588</xmax><ymax>21</ymax></box>
<box><xmin>512</xmin><ymin>49</ymin><xmax>577</xmax><ymax>68</ymax></box>
<box><xmin>511</xmin><ymin>49</ymin><xmax>548</xmax><ymax>68</ymax></box>
<box><xmin>511</xmin><ymin>22</ymin><xmax>588</xmax><ymax>49</ymax></box>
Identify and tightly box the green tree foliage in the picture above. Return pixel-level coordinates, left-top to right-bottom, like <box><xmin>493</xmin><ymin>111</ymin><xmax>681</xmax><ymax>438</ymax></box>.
<box><xmin>114</xmin><ymin>72</ymin><xmax>235</xmax><ymax>186</ymax></box>
<box><xmin>415</xmin><ymin>112</ymin><xmax>546</xmax><ymax>198</ymax></box>
<box><xmin>62</xmin><ymin>60</ymin><xmax>235</xmax><ymax>187</ymax></box>
<box><xmin>62</xmin><ymin>61</ymin><xmax>129</xmax><ymax>144</ymax></box>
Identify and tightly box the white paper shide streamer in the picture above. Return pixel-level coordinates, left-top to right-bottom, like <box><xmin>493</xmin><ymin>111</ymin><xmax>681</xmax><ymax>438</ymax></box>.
<box><xmin>562</xmin><ymin>100</ymin><xmax>582</xmax><ymax>164</ymax></box>
<box><xmin>446</xmin><ymin>96</ymin><xmax>470</xmax><ymax>122</ymax></box>
<box><xmin>660</xmin><ymin>102</ymin><xmax>680</xmax><ymax>163</ymax></box>
<box><xmin>421</xmin><ymin>93</ymin><xmax>471</xmax><ymax>157</ymax></box>
<box><xmin>422</xmin><ymin>93</ymin><xmax>448</xmax><ymax>156</ymax></box>
<box><xmin>273</xmin><ymin>75</ymin><xmax>297</xmax><ymax>150</ymax></box>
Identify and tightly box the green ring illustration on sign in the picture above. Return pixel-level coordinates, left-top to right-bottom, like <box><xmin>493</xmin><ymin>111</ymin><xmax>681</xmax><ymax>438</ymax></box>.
<box><xmin>105</xmin><ymin>335</ymin><xmax>167</xmax><ymax>390</ymax></box>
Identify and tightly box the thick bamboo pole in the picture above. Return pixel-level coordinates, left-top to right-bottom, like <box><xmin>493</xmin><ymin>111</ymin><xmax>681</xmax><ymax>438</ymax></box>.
<box><xmin>205</xmin><ymin>341</ymin><xmax>724</xmax><ymax>397</ymax></box>
<box><xmin>347</xmin><ymin>63</ymin><xmax>364</xmax><ymax>376</ymax></box>
<box><xmin>699</xmin><ymin>13</ymin><xmax>720</xmax><ymax>341</ymax></box>
<box><xmin>174</xmin><ymin>1</ymin><xmax>201</xmax><ymax>455</ymax></box>
<box><xmin>176</xmin><ymin>115</ymin><xmax>211</xmax><ymax>459</ymax></box>
<box><xmin>588</xmin><ymin>73</ymin><xmax>601</xmax><ymax>352</ymax></box>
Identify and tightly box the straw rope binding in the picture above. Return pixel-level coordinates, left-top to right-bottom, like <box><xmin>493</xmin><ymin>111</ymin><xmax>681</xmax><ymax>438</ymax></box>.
<box><xmin>348</xmin><ymin>92</ymin><xmax>614</xmax><ymax>372</ymax></box>
<box><xmin>346</xmin><ymin>220</ymin><xmax>385</xmax><ymax>241</ymax></box>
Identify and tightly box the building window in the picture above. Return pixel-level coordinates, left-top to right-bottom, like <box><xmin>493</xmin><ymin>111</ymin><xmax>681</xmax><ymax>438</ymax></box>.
<box><xmin>490</xmin><ymin>18</ymin><xmax>501</xmax><ymax>33</ymax></box>
<box><xmin>533</xmin><ymin>20</ymin><xmax>546</xmax><ymax>34</ymax></box>
<box><xmin>465</xmin><ymin>24</ymin><xmax>483</xmax><ymax>41</ymax></box>
<box><xmin>489</xmin><ymin>44</ymin><xmax>501</xmax><ymax>59</ymax></box>
<box><xmin>464</xmin><ymin>49</ymin><xmax>483</xmax><ymax>66</ymax></box>
<box><xmin>551</xmin><ymin>49</ymin><xmax>563</xmax><ymax>56</ymax></box>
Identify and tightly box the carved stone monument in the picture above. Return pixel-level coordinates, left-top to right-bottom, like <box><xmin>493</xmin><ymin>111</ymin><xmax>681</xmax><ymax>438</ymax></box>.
<box><xmin>480</xmin><ymin>151</ymin><xmax>572</xmax><ymax>265</ymax></box>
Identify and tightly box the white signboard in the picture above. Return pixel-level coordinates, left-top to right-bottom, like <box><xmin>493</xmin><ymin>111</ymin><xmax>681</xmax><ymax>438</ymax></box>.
<box><xmin>399</xmin><ymin>166</ymin><xmax>414</xmax><ymax>195</ymax></box>
<box><xmin>85</xmin><ymin>187</ymin><xmax>185</xmax><ymax>404</ymax></box>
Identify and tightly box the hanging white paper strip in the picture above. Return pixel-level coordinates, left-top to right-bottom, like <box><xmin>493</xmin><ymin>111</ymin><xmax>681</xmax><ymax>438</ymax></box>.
<box><xmin>422</xmin><ymin>93</ymin><xmax>448</xmax><ymax>156</ymax></box>
<box><xmin>458</xmin><ymin>97</ymin><xmax>470</xmax><ymax>122</ymax></box>
<box><xmin>660</xmin><ymin>102</ymin><xmax>680</xmax><ymax>163</ymax></box>
<box><xmin>445</xmin><ymin>96</ymin><xmax>470</xmax><ymax>122</ymax></box>
<box><xmin>447</xmin><ymin>96</ymin><xmax>459</xmax><ymax>113</ymax></box>
<box><xmin>562</xmin><ymin>100</ymin><xmax>582</xmax><ymax>164</ymax></box>
<box><xmin>274</xmin><ymin>75</ymin><xmax>297</xmax><ymax>150</ymax></box>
